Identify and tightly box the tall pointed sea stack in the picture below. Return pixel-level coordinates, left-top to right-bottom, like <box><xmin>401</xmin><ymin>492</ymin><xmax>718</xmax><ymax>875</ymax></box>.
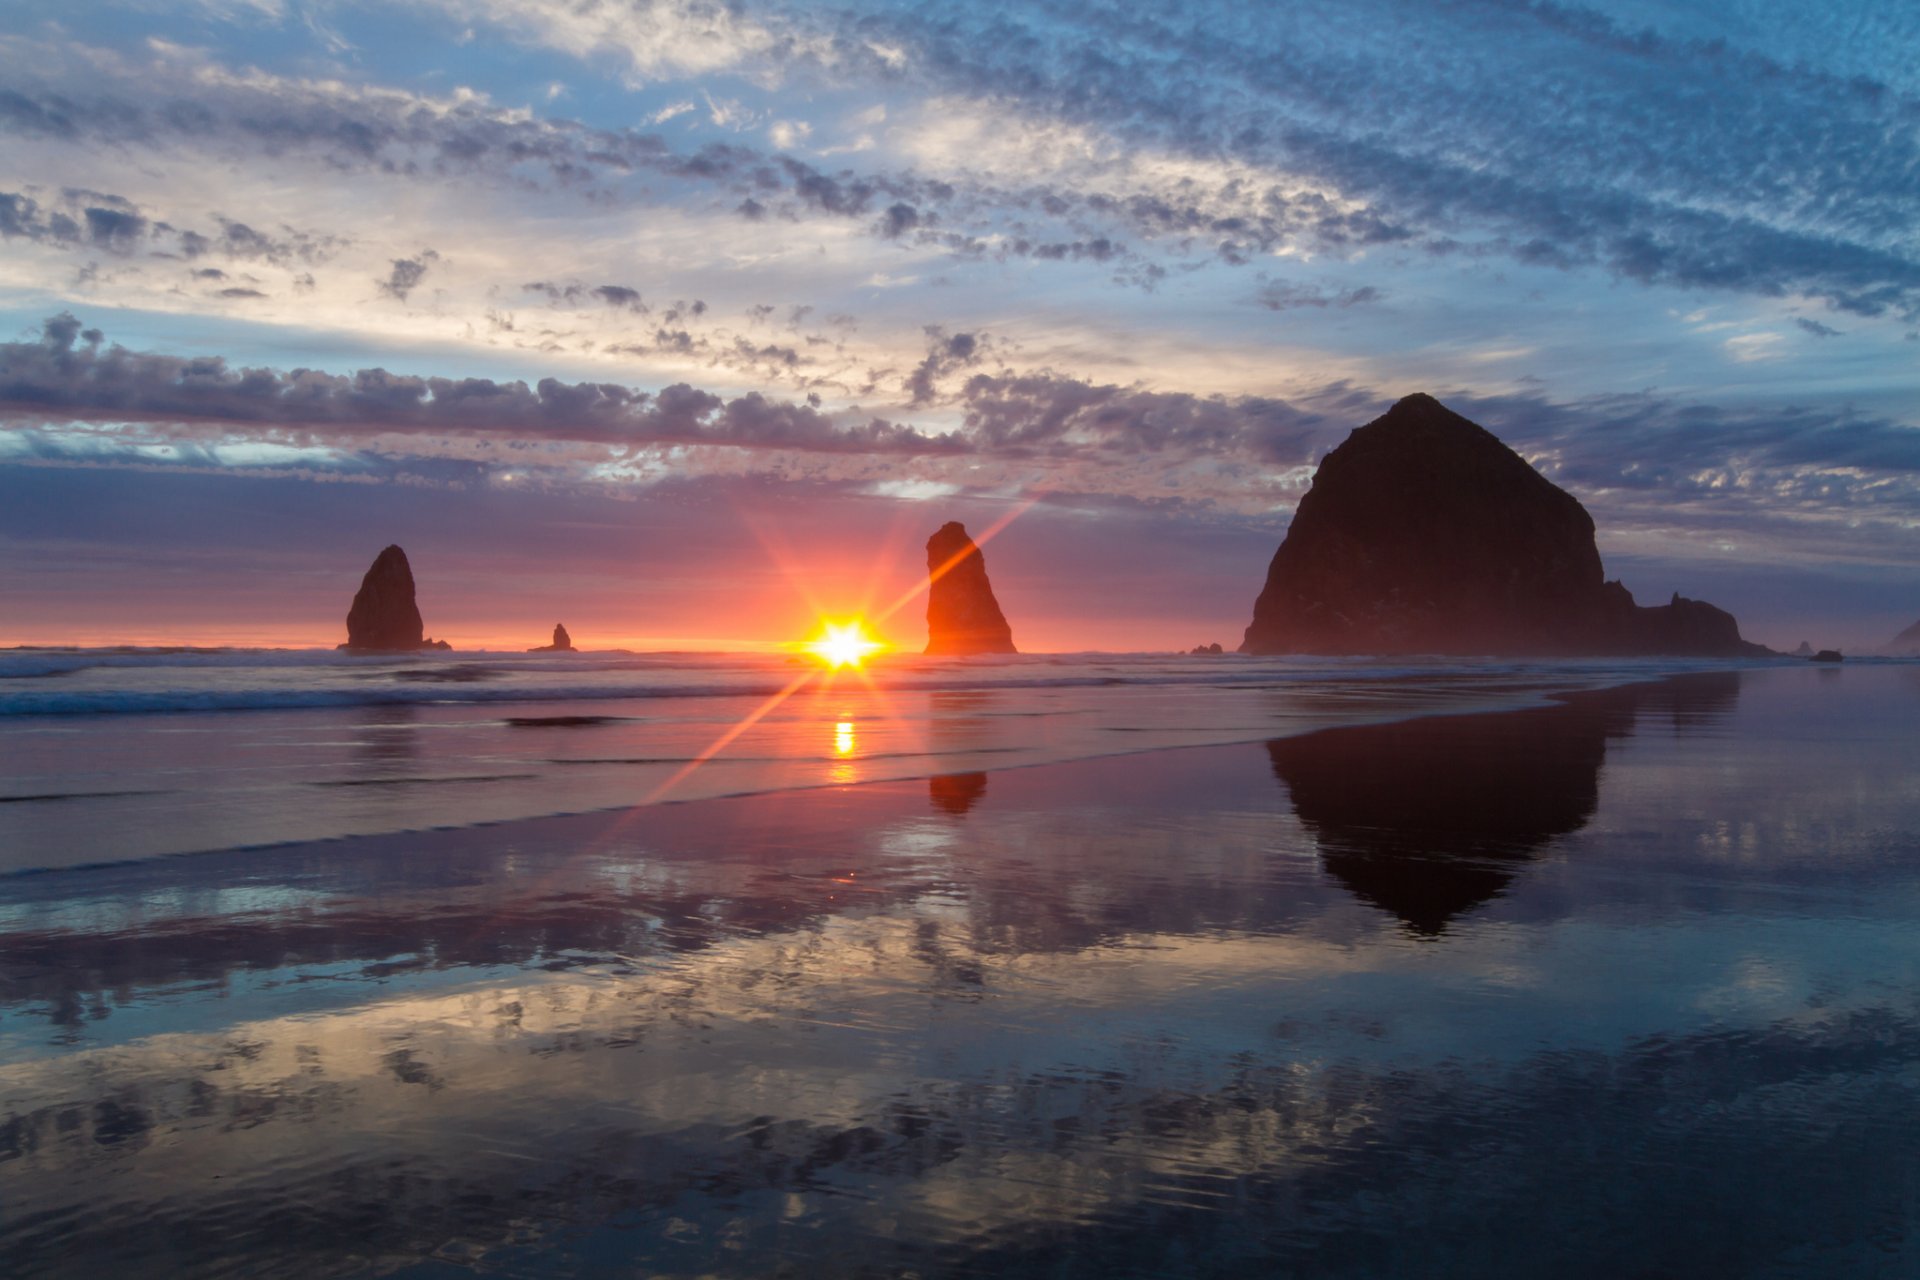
<box><xmin>1241</xmin><ymin>394</ymin><xmax>1765</xmax><ymax>657</ymax></box>
<box><xmin>925</xmin><ymin>521</ymin><xmax>1017</xmax><ymax>655</ymax></box>
<box><xmin>341</xmin><ymin>544</ymin><xmax>431</xmax><ymax>652</ymax></box>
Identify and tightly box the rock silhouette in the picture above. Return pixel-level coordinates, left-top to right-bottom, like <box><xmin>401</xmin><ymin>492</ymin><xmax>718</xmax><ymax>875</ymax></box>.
<box><xmin>340</xmin><ymin>545</ymin><xmax>448</xmax><ymax>651</ymax></box>
<box><xmin>925</xmin><ymin>522</ymin><xmax>1016</xmax><ymax>655</ymax></box>
<box><xmin>529</xmin><ymin>623</ymin><xmax>575</xmax><ymax>652</ymax></box>
<box><xmin>1793</xmin><ymin>641</ymin><xmax>1815</xmax><ymax>658</ymax></box>
<box><xmin>1887</xmin><ymin>619</ymin><xmax>1920</xmax><ymax>656</ymax></box>
<box><xmin>1241</xmin><ymin>394</ymin><xmax>1767</xmax><ymax>656</ymax></box>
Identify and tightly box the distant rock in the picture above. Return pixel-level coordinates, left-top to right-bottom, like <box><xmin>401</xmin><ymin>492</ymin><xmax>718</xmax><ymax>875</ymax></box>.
<box><xmin>1793</xmin><ymin>641</ymin><xmax>1815</xmax><ymax>658</ymax></box>
<box><xmin>340</xmin><ymin>545</ymin><xmax>449</xmax><ymax>652</ymax></box>
<box><xmin>1190</xmin><ymin>642</ymin><xmax>1224</xmax><ymax>655</ymax></box>
<box><xmin>529</xmin><ymin>623</ymin><xmax>576</xmax><ymax>653</ymax></box>
<box><xmin>1811</xmin><ymin>649</ymin><xmax>1844</xmax><ymax>663</ymax></box>
<box><xmin>1887</xmin><ymin>619</ymin><xmax>1920</xmax><ymax>656</ymax></box>
<box><xmin>925</xmin><ymin>522</ymin><xmax>1017</xmax><ymax>655</ymax></box>
<box><xmin>1241</xmin><ymin>394</ymin><xmax>1769</xmax><ymax>657</ymax></box>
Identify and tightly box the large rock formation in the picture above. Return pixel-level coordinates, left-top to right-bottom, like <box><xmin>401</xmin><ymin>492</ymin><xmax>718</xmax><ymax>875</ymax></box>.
<box><xmin>529</xmin><ymin>624</ymin><xmax>575</xmax><ymax>653</ymax></box>
<box><xmin>340</xmin><ymin>545</ymin><xmax>448</xmax><ymax>652</ymax></box>
<box><xmin>925</xmin><ymin>522</ymin><xmax>1017</xmax><ymax>655</ymax></box>
<box><xmin>1887</xmin><ymin>619</ymin><xmax>1920</xmax><ymax>656</ymax></box>
<box><xmin>1241</xmin><ymin>394</ymin><xmax>1768</xmax><ymax>657</ymax></box>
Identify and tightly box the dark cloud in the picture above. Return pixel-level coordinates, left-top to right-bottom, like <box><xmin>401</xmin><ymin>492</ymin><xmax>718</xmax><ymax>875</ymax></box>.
<box><xmin>592</xmin><ymin>285</ymin><xmax>645</xmax><ymax>313</ymax></box>
<box><xmin>1796</xmin><ymin>317</ymin><xmax>1842</xmax><ymax>338</ymax></box>
<box><xmin>0</xmin><ymin>186</ymin><xmax>343</xmax><ymax>266</ymax></box>
<box><xmin>379</xmin><ymin>252</ymin><xmax>437</xmax><ymax>302</ymax></box>
<box><xmin>880</xmin><ymin>202</ymin><xmax>920</xmax><ymax>239</ymax></box>
<box><xmin>0</xmin><ymin>314</ymin><xmax>964</xmax><ymax>456</ymax></box>
<box><xmin>906</xmin><ymin>329</ymin><xmax>985</xmax><ymax>405</ymax></box>
<box><xmin>1254</xmin><ymin>281</ymin><xmax>1385</xmax><ymax>311</ymax></box>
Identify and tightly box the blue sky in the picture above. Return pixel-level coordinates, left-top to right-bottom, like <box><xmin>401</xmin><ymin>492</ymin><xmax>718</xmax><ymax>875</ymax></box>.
<box><xmin>1</xmin><ymin>0</ymin><xmax>1916</xmax><ymax>648</ymax></box>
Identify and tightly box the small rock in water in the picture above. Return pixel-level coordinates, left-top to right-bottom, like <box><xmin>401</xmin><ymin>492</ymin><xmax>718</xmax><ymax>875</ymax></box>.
<box><xmin>530</xmin><ymin>623</ymin><xmax>576</xmax><ymax>652</ymax></box>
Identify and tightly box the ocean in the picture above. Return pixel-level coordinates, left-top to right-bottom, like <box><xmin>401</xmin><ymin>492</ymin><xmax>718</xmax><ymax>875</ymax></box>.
<box><xmin>1</xmin><ymin>652</ymin><xmax>1917</xmax><ymax>1276</ymax></box>
<box><xmin>0</xmin><ymin>646</ymin><xmax>1730</xmax><ymax>870</ymax></box>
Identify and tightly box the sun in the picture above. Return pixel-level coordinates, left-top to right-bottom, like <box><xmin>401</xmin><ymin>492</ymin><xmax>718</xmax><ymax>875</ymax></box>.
<box><xmin>806</xmin><ymin>619</ymin><xmax>884</xmax><ymax>669</ymax></box>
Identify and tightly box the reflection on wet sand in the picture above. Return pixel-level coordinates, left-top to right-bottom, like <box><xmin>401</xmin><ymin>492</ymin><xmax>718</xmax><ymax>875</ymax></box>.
<box><xmin>928</xmin><ymin>771</ymin><xmax>988</xmax><ymax>815</ymax></box>
<box><xmin>5</xmin><ymin>669</ymin><xmax>1920</xmax><ymax>1279</ymax></box>
<box><xmin>1268</xmin><ymin>673</ymin><xmax>1742</xmax><ymax>935</ymax></box>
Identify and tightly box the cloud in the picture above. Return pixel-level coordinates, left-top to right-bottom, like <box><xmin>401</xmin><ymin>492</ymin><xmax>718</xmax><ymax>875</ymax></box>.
<box><xmin>816</xmin><ymin>1</ymin><xmax>1920</xmax><ymax>317</ymax></box>
<box><xmin>0</xmin><ymin>313</ymin><xmax>964</xmax><ymax>456</ymax></box>
<box><xmin>5</xmin><ymin>314</ymin><xmax>1917</xmax><ymax>569</ymax></box>
<box><xmin>379</xmin><ymin>253</ymin><xmax>438</xmax><ymax>302</ymax></box>
<box><xmin>1254</xmin><ymin>281</ymin><xmax>1384</xmax><ymax>311</ymax></box>
<box><xmin>1795</xmin><ymin>317</ymin><xmax>1842</xmax><ymax>338</ymax></box>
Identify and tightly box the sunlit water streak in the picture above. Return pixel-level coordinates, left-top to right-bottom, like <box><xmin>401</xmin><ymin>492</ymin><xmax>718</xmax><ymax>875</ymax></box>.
<box><xmin>0</xmin><ymin>664</ymin><xmax>1917</xmax><ymax>1277</ymax></box>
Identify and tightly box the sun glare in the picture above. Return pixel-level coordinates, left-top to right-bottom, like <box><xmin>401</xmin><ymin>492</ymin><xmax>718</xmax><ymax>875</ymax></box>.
<box><xmin>806</xmin><ymin>620</ymin><xmax>883</xmax><ymax>669</ymax></box>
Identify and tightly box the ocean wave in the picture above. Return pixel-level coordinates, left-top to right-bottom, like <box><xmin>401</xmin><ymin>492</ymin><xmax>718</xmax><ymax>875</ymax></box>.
<box><xmin>0</xmin><ymin>648</ymin><xmax>1779</xmax><ymax>719</ymax></box>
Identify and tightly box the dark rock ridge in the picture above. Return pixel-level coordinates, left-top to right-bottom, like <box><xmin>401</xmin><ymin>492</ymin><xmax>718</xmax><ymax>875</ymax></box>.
<box><xmin>340</xmin><ymin>545</ymin><xmax>449</xmax><ymax>652</ymax></box>
<box><xmin>925</xmin><ymin>522</ymin><xmax>1017</xmax><ymax>655</ymax></box>
<box><xmin>529</xmin><ymin>623</ymin><xmax>575</xmax><ymax>652</ymax></box>
<box><xmin>1887</xmin><ymin>619</ymin><xmax>1920</xmax><ymax>656</ymax></box>
<box><xmin>1241</xmin><ymin>394</ymin><xmax>1768</xmax><ymax>657</ymax></box>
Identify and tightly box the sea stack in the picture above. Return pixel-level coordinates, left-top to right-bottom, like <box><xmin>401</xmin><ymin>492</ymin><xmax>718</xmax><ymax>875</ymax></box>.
<box><xmin>530</xmin><ymin>623</ymin><xmax>575</xmax><ymax>653</ymax></box>
<box><xmin>341</xmin><ymin>545</ymin><xmax>446</xmax><ymax>651</ymax></box>
<box><xmin>925</xmin><ymin>521</ymin><xmax>1017</xmax><ymax>655</ymax></box>
<box><xmin>1241</xmin><ymin>394</ymin><xmax>1766</xmax><ymax>657</ymax></box>
<box><xmin>1887</xmin><ymin>619</ymin><xmax>1920</xmax><ymax>656</ymax></box>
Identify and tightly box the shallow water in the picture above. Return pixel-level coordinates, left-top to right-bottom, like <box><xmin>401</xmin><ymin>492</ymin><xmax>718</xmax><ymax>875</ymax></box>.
<box><xmin>1</xmin><ymin>664</ymin><xmax>1918</xmax><ymax>1276</ymax></box>
<box><xmin>1</xmin><ymin>648</ymin><xmax>1751</xmax><ymax>868</ymax></box>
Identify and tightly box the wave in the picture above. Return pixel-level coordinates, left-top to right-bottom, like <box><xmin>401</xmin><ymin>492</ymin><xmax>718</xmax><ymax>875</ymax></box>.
<box><xmin>0</xmin><ymin>647</ymin><xmax>1787</xmax><ymax>719</ymax></box>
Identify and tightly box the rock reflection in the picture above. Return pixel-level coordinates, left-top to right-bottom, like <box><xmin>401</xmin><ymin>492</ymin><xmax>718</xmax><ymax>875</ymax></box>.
<box><xmin>928</xmin><ymin>772</ymin><xmax>988</xmax><ymax>816</ymax></box>
<box><xmin>1268</xmin><ymin>674</ymin><xmax>1741</xmax><ymax>935</ymax></box>
<box><xmin>352</xmin><ymin>703</ymin><xmax>420</xmax><ymax>774</ymax></box>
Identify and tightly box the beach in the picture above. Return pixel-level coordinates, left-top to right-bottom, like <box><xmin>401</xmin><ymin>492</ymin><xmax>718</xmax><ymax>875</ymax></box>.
<box><xmin>2</xmin><ymin>657</ymin><xmax>1918</xmax><ymax>1276</ymax></box>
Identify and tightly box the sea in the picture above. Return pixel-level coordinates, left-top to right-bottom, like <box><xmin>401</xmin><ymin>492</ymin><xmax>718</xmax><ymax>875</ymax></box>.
<box><xmin>2</xmin><ymin>648</ymin><xmax>1918</xmax><ymax>1276</ymax></box>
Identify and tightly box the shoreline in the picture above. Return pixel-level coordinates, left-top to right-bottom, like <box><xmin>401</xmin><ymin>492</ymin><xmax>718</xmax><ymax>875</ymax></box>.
<box><xmin>0</xmin><ymin>660</ymin><xmax>1777</xmax><ymax>876</ymax></box>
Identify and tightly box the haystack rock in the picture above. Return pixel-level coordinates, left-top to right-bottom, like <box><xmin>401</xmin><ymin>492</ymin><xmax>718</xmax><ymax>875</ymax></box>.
<box><xmin>1887</xmin><ymin>619</ymin><xmax>1920</xmax><ymax>656</ymax></box>
<box><xmin>1793</xmin><ymin>641</ymin><xmax>1815</xmax><ymax>658</ymax></box>
<box><xmin>340</xmin><ymin>545</ymin><xmax>448</xmax><ymax>651</ymax></box>
<box><xmin>925</xmin><ymin>522</ymin><xmax>1016</xmax><ymax>655</ymax></box>
<box><xmin>529</xmin><ymin>624</ymin><xmax>575</xmax><ymax>653</ymax></box>
<box><xmin>1241</xmin><ymin>394</ymin><xmax>1768</xmax><ymax>657</ymax></box>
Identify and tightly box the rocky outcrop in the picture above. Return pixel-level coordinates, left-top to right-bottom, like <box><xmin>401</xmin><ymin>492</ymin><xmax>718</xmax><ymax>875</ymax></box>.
<box><xmin>340</xmin><ymin>545</ymin><xmax>449</xmax><ymax>652</ymax></box>
<box><xmin>529</xmin><ymin>623</ymin><xmax>575</xmax><ymax>653</ymax></box>
<box><xmin>1887</xmin><ymin>619</ymin><xmax>1920</xmax><ymax>656</ymax></box>
<box><xmin>1241</xmin><ymin>394</ymin><xmax>1769</xmax><ymax>657</ymax></box>
<box><xmin>925</xmin><ymin>522</ymin><xmax>1017</xmax><ymax>655</ymax></box>
<box><xmin>1793</xmin><ymin>641</ymin><xmax>1815</xmax><ymax>658</ymax></box>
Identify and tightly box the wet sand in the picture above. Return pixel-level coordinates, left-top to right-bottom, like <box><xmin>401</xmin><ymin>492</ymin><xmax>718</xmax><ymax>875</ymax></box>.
<box><xmin>2</xmin><ymin>666</ymin><xmax>1918</xmax><ymax>1276</ymax></box>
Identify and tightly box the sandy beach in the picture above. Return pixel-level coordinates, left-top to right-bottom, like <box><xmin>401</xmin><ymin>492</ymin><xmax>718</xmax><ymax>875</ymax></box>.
<box><xmin>3</xmin><ymin>662</ymin><xmax>1917</xmax><ymax>1277</ymax></box>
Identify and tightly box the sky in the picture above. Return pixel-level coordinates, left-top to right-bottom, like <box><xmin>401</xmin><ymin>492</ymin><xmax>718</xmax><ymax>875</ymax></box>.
<box><xmin>0</xmin><ymin>0</ymin><xmax>1916</xmax><ymax>651</ymax></box>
